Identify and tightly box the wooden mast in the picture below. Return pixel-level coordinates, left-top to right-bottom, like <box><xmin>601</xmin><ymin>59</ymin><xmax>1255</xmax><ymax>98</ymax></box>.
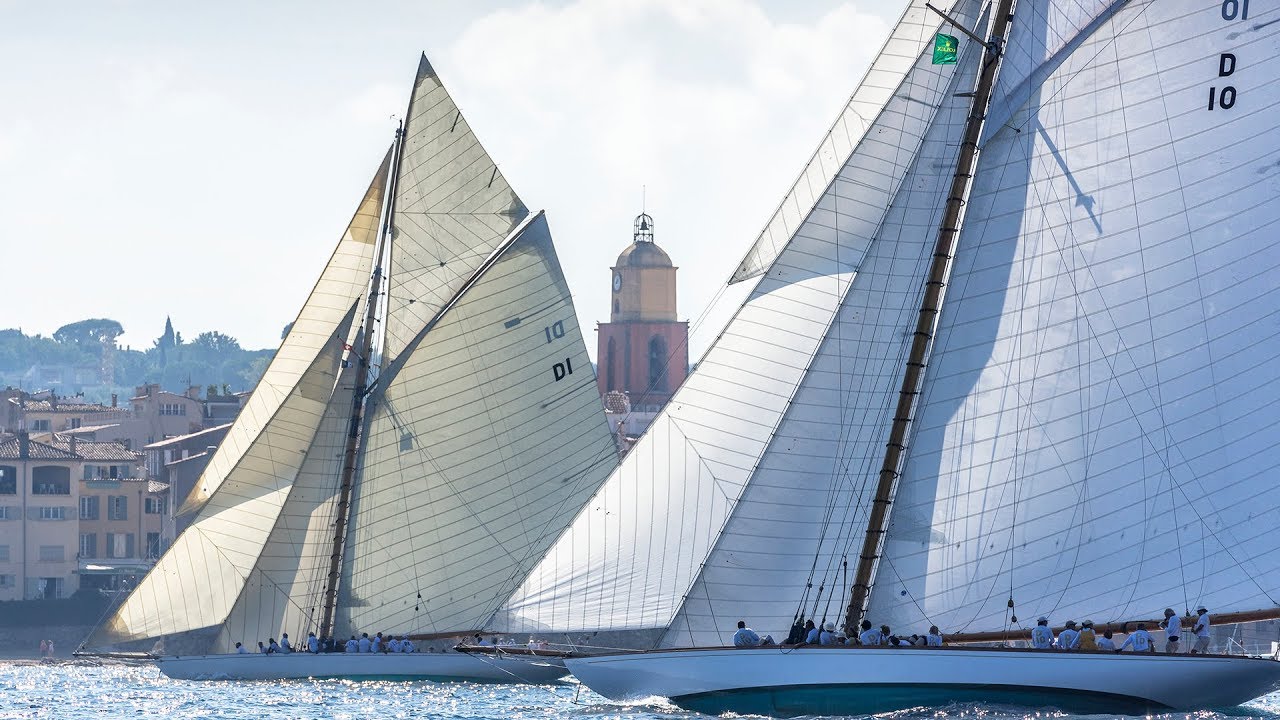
<box><xmin>318</xmin><ymin>122</ymin><xmax>404</xmax><ymax>640</ymax></box>
<box><xmin>844</xmin><ymin>0</ymin><xmax>1020</xmax><ymax>633</ymax></box>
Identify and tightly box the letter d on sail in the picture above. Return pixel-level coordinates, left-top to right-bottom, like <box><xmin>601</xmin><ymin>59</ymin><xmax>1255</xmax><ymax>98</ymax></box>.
<box><xmin>1220</xmin><ymin>53</ymin><xmax>1236</xmax><ymax>76</ymax></box>
<box><xmin>553</xmin><ymin>357</ymin><xmax>573</xmax><ymax>381</ymax></box>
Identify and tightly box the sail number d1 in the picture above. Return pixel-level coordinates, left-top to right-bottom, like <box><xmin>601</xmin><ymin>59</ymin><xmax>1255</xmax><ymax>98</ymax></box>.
<box><xmin>552</xmin><ymin>357</ymin><xmax>574</xmax><ymax>381</ymax></box>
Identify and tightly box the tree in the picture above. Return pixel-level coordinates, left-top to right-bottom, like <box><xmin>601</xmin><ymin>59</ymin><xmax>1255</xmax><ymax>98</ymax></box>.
<box><xmin>53</xmin><ymin>319</ymin><xmax>124</xmax><ymax>348</ymax></box>
<box><xmin>281</xmin><ymin>322</ymin><xmax>295</xmax><ymax>340</ymax></box>
<box><xmin>192</xmin><ymin>331</ymin><xmax>241</xmax><ymax>356</ymax></box>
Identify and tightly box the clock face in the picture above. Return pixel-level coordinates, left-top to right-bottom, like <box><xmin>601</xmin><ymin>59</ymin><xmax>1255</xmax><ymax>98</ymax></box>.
<box><xmin>612</xmin><ymin>272</ymin><xmax>622</xmax><ymax>292</ymax></box>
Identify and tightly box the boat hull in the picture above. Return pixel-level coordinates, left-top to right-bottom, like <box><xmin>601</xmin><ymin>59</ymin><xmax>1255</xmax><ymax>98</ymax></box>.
<box><xmin>157</xmin><ymin>651</ymin><xmax>569</xmax><ymax>683</ymax></box>
<box><xmin>565</xmin><ymin>646</ymin><xmax>1280</xmax><ymax>716</ymax></box>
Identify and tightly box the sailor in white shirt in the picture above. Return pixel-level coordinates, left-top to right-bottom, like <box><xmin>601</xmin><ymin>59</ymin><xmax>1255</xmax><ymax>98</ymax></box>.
<box><xmin>358</xmin><ymin>633</ymin><xmax>372</xmax><ymax>653</ymax></box>
<box><xmin>803</xmin><ymin>621</ymin><xmax>819</xmax><ymax>644</ymax></box>
<box><xmin>345</xmin><ymin>636</ymin><xmax>358</xmax><ymax>653</ymax></box>
<box><xmin>1096</xmin><ymin>630</ymin><xmax>1117</xmax><ymax>651</ymax></box>
<box><xmin>235</xmin><ymin>642</ymin><xmax>249</xmax><ymax>654</ymax></box>
<box><xmin>1161</xmin><ymin>608</ymin><xmax>1182</xmax><ymax>653</ymax></box>
<box><xmin>389</xmin><ymin>637</ymin><xmax>402</xmax><ymax>653</ymax></box>
<box><xmin>858</xmin><ymin>620</ymin><xmax>883</xmax><ymax>646</ymax></box>
<box><xmin>1030</xmin><ymin>617</ymin><xmax>1054</xmax><ymax>649</ymax></box>
<box><xmin>819</xmin><ymin>622</ymin><xmax>839</xmax><ymax>646</ymax></box>
<box><xmin>1119</xmin><ymin>624</ymin><xmax>1155</xmax><ymax>653</ymax></box>
<box><xmin>307</xmin><ymin>632</ymin><xmax>319</xmax><ymax>654</ymax></box>
<box><xmin>1057</xmin><ymin>620</ymin><xmax>1080</xmax><ymax>650</ymax></box>
<box><xmin>402</xmin><ymin>638</ymin><xmax>415</xmax><ymax>653</ymax></box>
<box><xmin>280</xmin><ymin>633</ymin><xmax>292</xmax><ymax>653</ymax></box>
<box><xmin>926</xmin><ymin>626</ymin><xmax>944</xmax><ymax>647</ymax></box>
<box><xmin>1192</xmin><ymin>608</ymin><xmax>1211</xmax><ymax>654</ymax></box>
<box><xmin>733</xmin><ymin>620</ymin><xmax>772</xmax><ymax>647</ymax></box>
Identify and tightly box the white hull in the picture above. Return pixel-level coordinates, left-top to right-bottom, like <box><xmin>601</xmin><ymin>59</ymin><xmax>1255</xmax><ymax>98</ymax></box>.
<box><xmin>566</xmin><ymin>646</ymin><xmax>1280</xmax><ymax>715</ymax></box>
<box><xmin>157</xmin><ymin>651</ymin><xmax>568</xmax><ymax>683</ymax></box>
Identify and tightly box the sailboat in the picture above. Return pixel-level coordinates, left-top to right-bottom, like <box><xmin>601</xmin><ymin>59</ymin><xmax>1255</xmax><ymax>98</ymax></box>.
<box><xmin>493</xmin><ymin>0</ymin><xmax>1280</xmax><ymax>713</ymax></box>
<box><xmin>76</xmin><ymin>54</ymin><xmax>620</xmax><ymax>683</ymax></box>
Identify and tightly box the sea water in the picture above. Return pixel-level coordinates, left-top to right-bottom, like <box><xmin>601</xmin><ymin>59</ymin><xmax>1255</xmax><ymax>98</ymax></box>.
<box><xmin>2</xmin><ymin>661</ymin><xmax>1279</xmax><ymax>720</ymax></box>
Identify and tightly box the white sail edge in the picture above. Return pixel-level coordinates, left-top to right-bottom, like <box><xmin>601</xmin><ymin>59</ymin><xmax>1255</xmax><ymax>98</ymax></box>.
<box><xmin>339</xmin><ymin>211</ymin><xmax>619</xmax><ymax>637</ymax></box>
<box><xmin>729</xmin><ymin>0</ymin><xmax>960</xmax><ymax>283</ymax></box>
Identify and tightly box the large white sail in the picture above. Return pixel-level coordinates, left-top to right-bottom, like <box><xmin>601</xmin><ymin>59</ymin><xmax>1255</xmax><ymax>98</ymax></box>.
<box><xmin>84</xmin><ymin>154</ymin><xmax>389</xmax><ymax>650</ymax></box>
<box><xmin>382</xmin><ymin>54</ymin><xmax>529</xmax><ymax>366</ymax></box>
<box><xmin>337</xmin><ymin>212</ymin><xmax>618</xmax><ymax>637</ymax></box>
<box><xmin>868</xmin><ymin>0</ymin><xmax>1280</xmax><ymax>634</ymax></box>
<box><xmin>494</xmin><ymin>0</ymin><xmax>979</xmax><ymax>639</ymax></box>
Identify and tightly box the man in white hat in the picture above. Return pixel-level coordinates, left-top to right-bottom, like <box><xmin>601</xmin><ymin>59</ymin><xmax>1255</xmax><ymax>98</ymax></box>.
<box><xmin>1191</xmin><ymin>608</ymin><xmax>1211</xmax><ymax>654</ymax></box>
<box><xmin>819</xmin><ymin>622</ymin><xmax>839</xmax><ymax>646</ymax></box>
<box><xmin>1031</xmin><ymin>617</ymin><xmax>1054</xmax><ymax>649</ymax></box>
<box><xmin>1161</xmin><ymin>608</ymin><xmax>1182</xmax><ymax>654</ymax></box>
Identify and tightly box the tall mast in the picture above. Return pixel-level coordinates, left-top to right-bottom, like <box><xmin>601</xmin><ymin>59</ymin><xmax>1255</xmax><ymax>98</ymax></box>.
<box><xmin>845</xmin><ymin>0</ymin><xmax>1019</xmax><ymax>633</ymax></box>
<box><xmin>319</xmin><ymin>122</ymin><xmax>404</xmax><ymax>639</ymax></box>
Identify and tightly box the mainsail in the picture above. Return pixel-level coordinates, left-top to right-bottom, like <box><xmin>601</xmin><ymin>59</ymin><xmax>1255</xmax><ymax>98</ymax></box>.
<box><xmin>867</xmin><ymin>0</ymin><xmax>1280</xmax><ymax>635</ymax></box>
<box><xmin>500</xmin><ymin>0</ymin><xmax>1280</xmax><ymax>648</ymax></box>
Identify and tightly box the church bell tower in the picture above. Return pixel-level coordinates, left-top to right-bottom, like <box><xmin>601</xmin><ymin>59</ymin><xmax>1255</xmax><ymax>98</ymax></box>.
<box><xmin>597</xmin><ymin>213</ymin><xmax>689</xmax><ymax>410</ymax></box>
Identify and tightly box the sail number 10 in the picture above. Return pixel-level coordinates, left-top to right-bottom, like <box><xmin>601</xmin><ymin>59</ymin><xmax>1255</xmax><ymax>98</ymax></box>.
<box><xmin>1208</xmin><ymin>0</ymin><xmax>1246</xmax><ymax>110</ymax></box>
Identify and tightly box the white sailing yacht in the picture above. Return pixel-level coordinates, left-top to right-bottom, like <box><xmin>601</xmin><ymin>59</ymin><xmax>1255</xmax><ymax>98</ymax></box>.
<box><xmin>492</xmin><ymin>0</ymin><xmax>1280</xmax><ymax>712</ymax></box>
<box><xmin>76</xmin><ymin>54</ymin><xmax>620</xmax><ymax>683</ymax></box>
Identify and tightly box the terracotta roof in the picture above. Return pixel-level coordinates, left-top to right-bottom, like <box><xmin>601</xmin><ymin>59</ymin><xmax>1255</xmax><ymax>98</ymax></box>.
<box><xmin>603</xmin><ymin>391</ymin><xmax>631</xmax><ymax>414</ymax></box>
<box><xmin>9</xmin><ymin>398</ymin><xmax>114</xmax><ymax>414</ymax></box>
<box><xmin>54</xmin><ymin>424</ymin><xmax>121</xmax><ymax>437</ymax></box>
<box><xmin>0</xmin><ymin>437</ymin><xmax>78</xmax><ymax>460</ymax></box>
<box><xmin>47</xmin><ymin>439</ymin><xmax>140</xmax><ymax>462</ymax></box>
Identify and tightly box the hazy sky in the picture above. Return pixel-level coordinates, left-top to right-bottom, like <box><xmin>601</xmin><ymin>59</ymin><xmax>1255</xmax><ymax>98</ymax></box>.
<box><xmin>1</xmin><ymin>0</ymin><xmax>900</xmax><ymax>360</ymax></box>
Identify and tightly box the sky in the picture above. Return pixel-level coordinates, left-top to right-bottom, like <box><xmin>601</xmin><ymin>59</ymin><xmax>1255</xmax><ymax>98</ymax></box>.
<box><xmin>0</xmin><ymin>0</ymin><xmax>901</xmax><ymax>360</ymax></box>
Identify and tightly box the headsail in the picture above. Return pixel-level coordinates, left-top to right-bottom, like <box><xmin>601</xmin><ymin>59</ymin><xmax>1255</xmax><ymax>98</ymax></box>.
<box><xmin>82</xmin><ymin>152</ymin><xmax>390</xmax><ymax>651</ymax></box>
<box><xmin>493</xmin><ymin>0</ymin><xmax>982</xmax><ymax>642</ymax></box>
<box><xmin>868</xmin><ymin>0</ymin><xmax>1280</xmax><ymax>634</ymax></box>
<box><xmin>338</xmin><ymin>211</ymin><xmax>617</xmax><ymax>637</ymax></box>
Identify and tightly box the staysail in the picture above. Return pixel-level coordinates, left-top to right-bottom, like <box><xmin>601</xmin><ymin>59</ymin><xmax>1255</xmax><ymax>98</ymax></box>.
<box><xmin>338</xmin><ymin>211</ymin><xmax>618</xmax><ymax>637</ymax></box>
<box><xmin>83</xmin><ymin>151</ymin><xmax>390</xmax><ymax>650</ymax></box>
<box><xmin>493</xmin><ymin>0</ymin><xmax>982</xmax><ymax>642</ymax></box>
<box><xmin>867</xmin><ymin>0</ymin><xmax>1280</xmax><ymax>635</ymax></box>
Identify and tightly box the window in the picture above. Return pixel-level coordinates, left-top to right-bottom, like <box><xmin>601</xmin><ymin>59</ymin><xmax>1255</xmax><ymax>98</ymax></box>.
<box><xmin>79</xmin><ymin>496</ymin><xmax>99</xmax><ymax>520</ymax></box>
<box><xmin>107</xmin><ymin>533</ymin><xmax>134</xmax><ymax>559</ymax></box>
<box><xmin>31</xmin><ymin>466</ymin><xmax>70</xmax><ymax>495</ymax></box>
<box><xmin>145</xmin><ymin>497</ymin><xmax>166</xmax><ymax>515</ymax></box>
<box><xmin>606</xmin><ymin>338</ymin><xmax>617</xmax><ymax>391</ymax></box>
<box><xmin>0</xmin><ymin>545</ymin><xmax>8</xmax><ymax>562</ymax></box>
<box><xmin>0</xmin><ymin>507</ymin><xmax>14</xmax><ymax>520</ymax></box>
<box><xmin>146</xmin><ymin>532</ymin><xmax>161</xmax><ymax>559</ymax></box>
<box><xmin>27</xmin><ymin>577</ymin><xmax>63</xmax><ymax>599</ymax></box>
<box><xmin>648</xmin><ymin>335</ymin><xmax>669</xmax><ymax>392</ymax></box>
<box><xmin>108</xmin><ymin>495</ymin><xmax>127</xmax><ymax>521</ymax></box>
<box><xmin>30</xmin><ymin>419</ymin><xmax>51</xmax><ymax>432</ymax></box>
<box><xmin>70</xmin><ymin>418</ymin><xmax>81</xmax><ymax>429</ymax></box>
<box><xmin>0</xmin><ymin>466</ymin><xmax>15</xmax><ymax>495</ymax></box>
<box><xmin>160</xmin><ymin>403</ymin><xmax>188</xmax><ymax>416</ymax></box>
<box><xmin>38</xmin><ymin>506</ymin><xmax>67</xmax><ymax>520</ymax></box>
<box><xmin>0</xmin><ymin>575</ymin><xmax>13</xmax><ymax>588</ymax></box>
<box><xmin>79</xmin><ymin>533</ymin><xmax>97</xmax><ymax>559</ymax></box>
<box><xmin>38</xmin><ymin>545</ymin><xmax>65</xmax><ymax>562</ymax></box>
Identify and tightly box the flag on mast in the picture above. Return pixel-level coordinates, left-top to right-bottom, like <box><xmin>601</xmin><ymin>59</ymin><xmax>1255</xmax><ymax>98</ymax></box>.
<box><xmin>932</xmin><ymin>33</ymin><xmax>958</xmax><ymax>64</ymax></box>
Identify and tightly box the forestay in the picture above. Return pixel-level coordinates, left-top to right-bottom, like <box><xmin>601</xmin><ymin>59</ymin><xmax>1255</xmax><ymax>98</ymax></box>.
<box><xmin>83</xmin><ymin>154</ymin><xmax>388</xmax><ymax>650</ymax></box>
<box><xmin>493</xmin><ymin>0</ymin><xmax>980</xmax><ymax>640</ymax></box>
<box><xmin>339</xmin><ymin>212</ymin><xmax>618</xmax><ymax>637</ymax></box>
<box><xmin>868</xmin><ymin>0</ymin><xmax>1280</xmax><ymax>634</ymax></box>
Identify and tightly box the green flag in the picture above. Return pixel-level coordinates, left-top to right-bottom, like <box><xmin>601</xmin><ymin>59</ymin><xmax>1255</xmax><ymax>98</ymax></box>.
<box><xmin>933</xmin><ymin>33</ymin><xmax>958</xmax><ymax>64</ymax></box>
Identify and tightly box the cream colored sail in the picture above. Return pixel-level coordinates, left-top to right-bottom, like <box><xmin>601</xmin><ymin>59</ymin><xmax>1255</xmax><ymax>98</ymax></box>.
<box><xmin>337</xmin><ymin>212</ymin><xmax>617</xmax><ymax>637</ymax></box>
<box><xmin>381</xmin><ymin>54</ymin><xmax>529</xmax><ymax>367</ymax></box>
<box><xmin>83</xmin><ymin>152</ymin><xmax>388</xmax><ymax>650</ymax></box>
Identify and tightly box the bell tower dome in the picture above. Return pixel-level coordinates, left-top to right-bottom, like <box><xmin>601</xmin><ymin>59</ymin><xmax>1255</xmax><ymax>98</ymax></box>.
<box><xmin>598</xmin><ymin>212</ymin><xmax>689</xmax><ymax>413</ymax></box>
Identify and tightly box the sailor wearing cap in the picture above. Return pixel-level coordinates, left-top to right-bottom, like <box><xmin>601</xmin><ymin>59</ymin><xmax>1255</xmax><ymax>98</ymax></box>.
<box><xmin>1119</xmin><ymin>623</ymin><xmax>1155</xmax><ymax>653</ymax></box>
<box><xmin>820</xmin><ymin>622</ymin><xmax>839</xmax><ymax>645</ymax></box>
<box><xmin>1031</xmin><ymin>617</ymin><xmax>1054</xmax><ymax>649</ymax></box>
<box><xmin>1192</xmin><ymin>608</ymin><xmax>1211</xmax><ymax>654</ymax></box>
<box><xmin>1057</xmin><ymin>620</ymin><xmax>1080</xmax><ymax>650</ymax></box>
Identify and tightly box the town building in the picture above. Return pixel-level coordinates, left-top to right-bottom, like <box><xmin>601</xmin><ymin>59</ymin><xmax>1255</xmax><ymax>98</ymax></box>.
<box><xmin>597</xmin><ymin>213</ymin><xmax>689</xmax><ymax>450</ymax></box>
<box><xmin>142</xmin><ymin>423</ymin><xmax>232</xmax><ymax>539</ymax></box>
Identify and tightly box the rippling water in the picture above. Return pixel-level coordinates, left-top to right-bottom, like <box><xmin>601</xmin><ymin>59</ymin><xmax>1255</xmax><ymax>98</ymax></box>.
<box><xmin>2</xmin><ymin>662</ymin><xmax>1279</xmax><ymax>720</ymax></box>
